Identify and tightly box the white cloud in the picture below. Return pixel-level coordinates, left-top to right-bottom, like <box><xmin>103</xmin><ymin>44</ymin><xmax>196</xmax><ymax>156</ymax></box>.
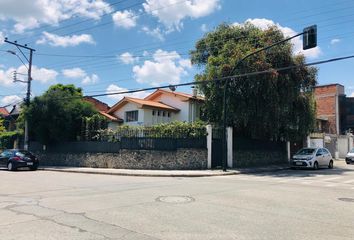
<box><xmin>82</xmin><ymin>74</ymin><xmax>99</xmax><ymax>85</ymax></box>
<box><xmin>62</xmin><ymin>67</ymin><xmax>98</xmax><ymax>85</ymax></box>
<box><xmin>62</xmin><ymin>68</ymin><xmax>86</xmax><ymax>78</ymax></box>
<box><xmin>179</xmin><ymin>59</ymin><xmax>192</xmax><ymax>68</ymax></box>
<box><xmin>201</xmin><ymin>23</ymin><xmax>208</xmax><ymax>32</ymax></box>
<box><xmin>14</xmin><ymin>18</ymin><xmax>39</xmax><ymax>33</ymax></box>
<box><xmin>331</xmin><ymin>38</ymin><xmax>340</xmax><ymax>45</ymax></box>
<box><xmin>142</xmin><ymin>26</ymin><xmax>165</xmax><ymax>41</ymax></box>
<box><xmin>0</xmin><ymin>31</ymin><xmax>5</xmax><ymax>45</ymax></box>
<box><xmin>112</xmin><ymin>10</ymin><xmax>138</xmax><ymax>29</ymax></box>
<box><xmin>119</xmin><ymin>52</ymin><xmax>138</xmax><ymax>64</ymax></box>
<box><xmin>27</xmin><ymin>66</ymin><xmax>58</xmax><ymax>84</ymax></box>
<box><xmin>132</xmin><ymin>49</ymin><xmax>192</xmax><ymax>86</ymax></box>
<box><xmin>350</xmin><ymin>92</ymin><xmax>354</xmax><ymax>97</ymax></box>
<box><xmin>0</xmin><ymin>95</ymin><xmax>23</xmax><ymax>107</ymax></box>
<box><xmin>0</xmin><ymin>67</ymin><xmax>16</xmax><ymax>86</ymax></box>
<box><xmin>106</xmin><ymin>84</ymin><xmax>149</xmax><ymax>101</ymax></box>
<box><xmin>0</xmin><ymin>0</ymin><xmax>112</xmax><ymax>33</ymax></box>
<box><xmin>143</xmin><ymin>0</ymin><xmax>220</xmax><ymax>31</ymax></box>
<box><xmin>235</xmin><ymin>18</ymin><xmax>322</xmax><ymax>59</ymax></box>
<box><xmin>0</xmin><ymin>65</ymin><xmax>57</xmax><ymax>85</ymax></box>
<box><xmin>36</xmin><ymin>32</ymin><xmax>95</xmax><ymax>47</ymax></box>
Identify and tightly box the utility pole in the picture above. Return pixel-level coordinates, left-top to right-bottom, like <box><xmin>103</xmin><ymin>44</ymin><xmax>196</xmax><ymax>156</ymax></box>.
<box><xmin>4</xmin><ymin>38</ymin><xmax>35</xmax><ymax>150</ymax></box>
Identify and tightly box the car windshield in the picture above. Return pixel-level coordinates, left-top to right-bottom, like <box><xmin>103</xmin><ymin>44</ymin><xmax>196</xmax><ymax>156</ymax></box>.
<box><xmin>350</xmin><ymin>148</ymin><xmax>354</xmax><ymax>153</ymax></box>
<box><xmin>296</xmin><ymin>148</ymin><xmax>315</xmax><ymax>155</ymax></box>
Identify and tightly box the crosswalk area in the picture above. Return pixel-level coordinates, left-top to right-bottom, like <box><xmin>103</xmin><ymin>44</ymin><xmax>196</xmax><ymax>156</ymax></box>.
<box><xmin>233</xmin><ymin>162</ymin><xmax>354</xmax><ymax>190</ymax></box>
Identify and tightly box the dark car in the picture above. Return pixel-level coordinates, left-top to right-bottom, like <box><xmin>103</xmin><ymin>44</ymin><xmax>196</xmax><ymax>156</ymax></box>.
<box><xmin>0</xmin><ymin>149</ymin><xmax>39</xmax><ymax>171</ymax></box>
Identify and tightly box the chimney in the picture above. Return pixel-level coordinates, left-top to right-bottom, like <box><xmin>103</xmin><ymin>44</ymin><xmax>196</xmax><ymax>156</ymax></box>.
<box><xmin>192</xmin><ymin>87</ymin><xmax>197</xmax><ymax>98</ymax></box>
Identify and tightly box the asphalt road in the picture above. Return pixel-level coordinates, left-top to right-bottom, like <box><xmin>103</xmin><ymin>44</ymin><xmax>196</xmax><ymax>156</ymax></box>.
<box><xmin>1</xmin><ymin>161</ymin><xmax>354</xmax><ymax>240</ymax></box>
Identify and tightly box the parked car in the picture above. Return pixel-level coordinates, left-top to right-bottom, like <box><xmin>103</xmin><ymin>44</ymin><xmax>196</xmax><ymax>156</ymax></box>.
<box><xmin>0</xmin><ymin>149</ymin><xmax>39</xmax><ymax>171</ymax></box>
<box><xmin>345</xmin><ymin>148</ymin><xmax>354</xmax><ymax>164</ymax></box>
<box><xmin>291</xmin><ymin>147</ymin><xmax>333</xmax><ymax>170</ymax></box>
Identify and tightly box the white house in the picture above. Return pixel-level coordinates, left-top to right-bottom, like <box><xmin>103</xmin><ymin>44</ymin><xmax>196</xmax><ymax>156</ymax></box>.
<box><xmin>106</xmin><ymin>89</ymin><xmax>204</xmax><ymax>127</ymax></box>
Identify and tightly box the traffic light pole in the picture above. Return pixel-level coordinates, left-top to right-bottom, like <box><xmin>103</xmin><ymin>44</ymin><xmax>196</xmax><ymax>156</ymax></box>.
<box><xmin>221</xmin><ymin>26</ymin><xmax>316</xmax><ymax>171</ymax></box>
<box><xmin>4</xmin><ymin>38</ymin><xmax>35</xmax><ymax>150</ymax></box>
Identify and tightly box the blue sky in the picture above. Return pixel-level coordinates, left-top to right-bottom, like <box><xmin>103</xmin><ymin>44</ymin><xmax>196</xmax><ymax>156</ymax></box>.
<box><xmin>1</xmin><ymin>0</ymin><xmax>354</xmax><ymax>109</ymax></box>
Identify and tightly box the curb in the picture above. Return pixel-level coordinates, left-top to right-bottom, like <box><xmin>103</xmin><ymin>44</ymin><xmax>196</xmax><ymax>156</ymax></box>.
<box><xmin>39</xmin><ymin>168</ymin><xmax>240</xmax><ymax>177</ymax></box>
<box><xmin>39</xmin><ymin>165</ymin><xmax>290</xmax><ymax>177</ymax></box>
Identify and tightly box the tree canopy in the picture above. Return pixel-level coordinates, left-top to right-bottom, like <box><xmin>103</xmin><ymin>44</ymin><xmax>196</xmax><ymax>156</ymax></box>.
<box><xmin>23</xmin><ymin>84</ymin><xmax>97</xmax><ymax>144</ymax></box>
<box><xmin>190</xmin><ymin>23</ymin><xmax>317</xmax><ymax>141</ymax></box>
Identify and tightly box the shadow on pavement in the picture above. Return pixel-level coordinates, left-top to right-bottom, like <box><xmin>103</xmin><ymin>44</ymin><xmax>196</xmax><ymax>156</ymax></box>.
<box><xmin>241</xmin><ymin>162</ymin><xmax>354</xmax><ymax>179</ymax></box>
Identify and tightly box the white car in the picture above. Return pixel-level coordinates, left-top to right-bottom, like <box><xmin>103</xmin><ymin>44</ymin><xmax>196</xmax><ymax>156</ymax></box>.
<box><xmin>291</xmin><ymin>147</ymin><xmax>333</xmax><ymax>170</ymax></box>
<box><xmin>345</xmin><ymin>148</ymin><xmax>354</xmax><ymax>164</ymax></box>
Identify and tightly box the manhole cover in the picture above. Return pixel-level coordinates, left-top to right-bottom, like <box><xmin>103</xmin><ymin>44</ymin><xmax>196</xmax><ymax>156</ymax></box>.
<box><xmin>156</xmin><ymin>195</ymin><xmax>195</xmax><ymax>204</ymax></box>
<box><xmin>338</xmin><ymin>198</ymin><xmax>354</xmax><ymax>203</ymax></box>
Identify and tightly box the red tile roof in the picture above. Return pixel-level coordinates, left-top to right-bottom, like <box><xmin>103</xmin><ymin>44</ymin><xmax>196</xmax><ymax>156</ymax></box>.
<box><xmin>108</xmin><ymin>96</ymin><xmax>180</xmax><ymax>114</ymax></box>
<box><xmin>0</xmin><ymin>107</ymin><xmax>9</xmax><ymax>116</ymax></box>
<box><xmin>84</xmin><ymin>96</ymin><xmax>110</xmax><ymax>112</ymax></box>
<box><xmin>99</xmin><ymin>111</ymin><xmax>122</xmax><ymax>122</ymax></box>
<box><xmin>145</xmin><ymin>89</ymin><xmax>204</xmax><ymax>101</ymax></box>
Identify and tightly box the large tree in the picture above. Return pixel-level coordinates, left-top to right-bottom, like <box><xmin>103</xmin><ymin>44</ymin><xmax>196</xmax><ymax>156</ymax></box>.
<box><xmin>23</xmin><ymin>84</ymin><xmax>96</xmax><ymax>144</ymax></box>
<box><xmin>190</xmin><ymin>23</ymin><xmax>317</xmax><ymax>141</ymax></box>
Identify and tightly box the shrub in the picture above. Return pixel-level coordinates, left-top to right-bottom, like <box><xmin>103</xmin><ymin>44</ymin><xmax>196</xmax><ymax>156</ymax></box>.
<box><xmin>0</xmin><ymin>131</ymin><xmax>19</xmax><ymax>149</ymax></box>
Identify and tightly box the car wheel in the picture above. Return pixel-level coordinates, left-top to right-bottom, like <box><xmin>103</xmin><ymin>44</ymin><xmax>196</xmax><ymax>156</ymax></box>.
<box><xmin>328</xmin><ymin>160</ymin><xmax>334</xmax><ymax>169</ymax></box>
<box><xmin>313</xmin><ymin>161</ymin><xmax>319</xmax><ymax>170</ymax></box>
<box><xmin>7</xmin><ymin>162</ymin><xmax>15</xmax><ymax>171</ymax></box>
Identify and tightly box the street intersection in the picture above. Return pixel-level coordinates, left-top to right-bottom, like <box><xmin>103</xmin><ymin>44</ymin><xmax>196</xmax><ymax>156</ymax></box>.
<box><xmin>0</xmin><ymin>161</ymin><xmax>353</xmax><ymax>240</ymax></box>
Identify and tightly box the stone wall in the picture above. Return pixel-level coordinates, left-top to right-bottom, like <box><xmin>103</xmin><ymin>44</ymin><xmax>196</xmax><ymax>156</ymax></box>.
<box><xmin>35</xmin><ymin>148</ymin><xmax>207</xmax><ymax>170</ymax></box>
<box><xmin>233</xmin><ymin>150</ymin><xmax>287</xmax><ymax>168</ymax></box>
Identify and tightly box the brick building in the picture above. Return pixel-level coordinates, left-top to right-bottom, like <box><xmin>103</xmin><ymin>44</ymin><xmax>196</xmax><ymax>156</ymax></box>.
<box><xmin>314</xmin><ymin>84</ymin><xmax>354</xmax><ymax>134</ymax></box>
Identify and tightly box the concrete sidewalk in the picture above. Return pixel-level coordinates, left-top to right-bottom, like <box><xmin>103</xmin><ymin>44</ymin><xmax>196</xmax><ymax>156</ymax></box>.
<box><xmin>40</xmin><ymin>164</ymin><xmax>290</xmax><ymax>177</ymax></box>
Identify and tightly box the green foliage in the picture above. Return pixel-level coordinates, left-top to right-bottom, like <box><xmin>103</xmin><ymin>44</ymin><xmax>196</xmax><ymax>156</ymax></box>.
<box><xmin>81</xmin><ymin>113</ymin><xmax>108</xmax><ymax>141</ymax></box>
<box><xmin>190</xmin><ymin>23</ymin><xmax>317</xmax><ymax>141</ymax></box>
<box><xmin>0</xmin><ymin>131</ymin><xmax>19</xmax><ymax>149</ymax></box>
<box><xmin>148</xmin><ymin>121</ymin><xmax>207</xmax><ymax>138</ymax></box>
<box><xmin>95</xmin><ymin>121</ymin><xmax>207</xmax><ymax>142</ymax></box>
<box><xmin>0</xmin><ymin>118</ymin><xmax>5</xmax><ymax>132</ymax></box>
<box><xmin>23</xmin><ymin>84</ymin><xmax>97</xmax><ymax>144</ymax></box>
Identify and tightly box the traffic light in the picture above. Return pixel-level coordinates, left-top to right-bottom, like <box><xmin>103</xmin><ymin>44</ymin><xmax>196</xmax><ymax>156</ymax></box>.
<box><xmin>303</xmin><ymin>25</ymin><xmax>317</xmax><ymax>50</ymax></box>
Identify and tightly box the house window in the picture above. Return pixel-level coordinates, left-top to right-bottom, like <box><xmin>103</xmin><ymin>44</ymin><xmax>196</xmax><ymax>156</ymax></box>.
<box><xmin>152</xmin><ymin>110</ymin><xmax>155</xmax><ymax>116</ymax></box>
<box><xmin>168</xmin><ymin>112</ymin><xmax>171</xmax><ymax>118</ymax></box>
<box><xmin>157</xmin><ymin>110</ymin><xmax>161</xmax><ymax>116</ymax></box>
<box><xmin>163</xmin><ymin>111</ymin><xmax>166</xmax><ymax>117</ymax></box>
<box><xmin>126</xmin><ymin>110</ymin><xmax>138</xmax><ymax>122</ymax></box>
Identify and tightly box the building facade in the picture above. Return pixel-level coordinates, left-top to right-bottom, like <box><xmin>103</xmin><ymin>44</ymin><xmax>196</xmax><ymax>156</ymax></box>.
<box><xmin>314</xmin><ymin>84</ymin><xmax>354</xmax><ymax>134</ymax></box>
<box><xmin>107</xmin><ymin>89</ymin><xmax>204</xmax><ymax>127</ymax></box>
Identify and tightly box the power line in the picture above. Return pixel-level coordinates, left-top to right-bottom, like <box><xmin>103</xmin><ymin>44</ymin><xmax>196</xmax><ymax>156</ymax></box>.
<box><xmin>32</xmin><ymin>19</ymin><xmax>354</xmax><ymax>70</ymax></box>
<box><xmin>14</xmin><ymin>0</ymin><xmax>134</xmax><ymax>43</ymax></box>
<box><xmin>24</xmin><ymin>0</ymin><xmax>188</xmax><ymax>46</ymax></box>
<box><xmin>41</xmin><ymin>54</ymin><xmax>354</xmax><ymax>100</ymax></box>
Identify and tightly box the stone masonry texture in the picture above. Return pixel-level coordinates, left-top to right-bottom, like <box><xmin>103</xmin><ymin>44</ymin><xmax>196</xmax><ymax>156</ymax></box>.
<box><xmin>35</xmin><ymin>148</ymin><xmax>207</xmax><ymax>170</ymax></box>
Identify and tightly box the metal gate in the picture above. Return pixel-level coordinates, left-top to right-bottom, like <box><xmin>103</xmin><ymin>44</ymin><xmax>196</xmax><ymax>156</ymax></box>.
<box><xmin>290</xmin><ymin>141</ymin><xmax>303</xmax><ymax>157</ymax></box>
<box><xmin>211</xmin><ymin>127</ymin><xmax>223</xmax><ymax>168</ymax></box>
<box><xmin>338</xmin><ymin>136</ymin><xmax>349</xmax><ymax>158</ymax></box>
<box><xmin>324</xmin><ymin>135</ymin><xmax>337</xmax><ymax>157</ymax></box>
